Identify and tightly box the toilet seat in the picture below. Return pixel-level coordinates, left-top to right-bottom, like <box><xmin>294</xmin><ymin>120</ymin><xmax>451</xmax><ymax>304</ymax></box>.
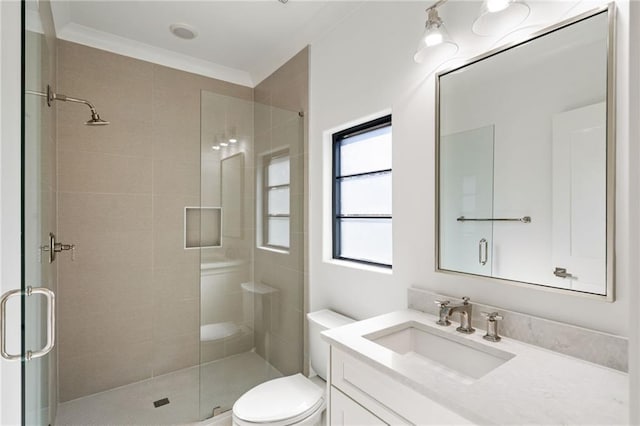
<box><xmin>232</xmin><ymin>374</ymin><xmax>324</xmax><ymax>426</ymax></box>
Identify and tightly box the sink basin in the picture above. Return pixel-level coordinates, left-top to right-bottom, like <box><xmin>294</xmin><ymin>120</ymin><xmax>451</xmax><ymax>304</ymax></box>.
<box><xmin>364</xmin><ymin>321</ymin><xmax>515</xmax><ymax>382</ymax></box>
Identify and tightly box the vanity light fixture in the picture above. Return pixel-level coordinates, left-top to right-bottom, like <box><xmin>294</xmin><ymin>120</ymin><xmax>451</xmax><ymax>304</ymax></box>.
<box><xmin>414</xmin><ymin>1</ymin><xmax>458</xmax><ymax>64</ymax></box>
<box><xmin>219</xmin><ymin>142</ymin><xmax>229</xmax><ymax>147</ymax></box>
<box><xmin>228</xmin><ymin>138</ymin><xmax>238</xmax><ymax>144</ymax></box>
<box><xmin>472</xmin><ymin>0</ymin><xmax>530</xmax><ymax>36</ymax></box>
<box><xmin>212</xmin><ymin>145</ymin><xmax>221</xmax><ymax>151</ymax></box>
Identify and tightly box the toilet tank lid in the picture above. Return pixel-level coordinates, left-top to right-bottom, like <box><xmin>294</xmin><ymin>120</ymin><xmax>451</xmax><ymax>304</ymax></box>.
<box><xmin>306</xmin><ymin>309</ymin><xmax>354</xmax><ymax>329</ymax></box>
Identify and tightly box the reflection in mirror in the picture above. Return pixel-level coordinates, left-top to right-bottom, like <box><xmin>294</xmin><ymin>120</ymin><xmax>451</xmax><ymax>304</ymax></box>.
<box><xmin>437</xmin><ymin>7</ymin><xmax>613</xmax><ymax>298</ymax></box>
<box><xmin>221</xmin><ymin>153</ymin><xmax>244</xmax><ymax>238</ymax></box>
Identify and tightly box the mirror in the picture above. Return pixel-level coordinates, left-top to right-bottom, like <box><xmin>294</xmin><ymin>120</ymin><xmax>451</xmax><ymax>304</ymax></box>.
<box><xmin>221</xmin><ymin>152</ymin><xmax>244</xmax><ymax>238</ymax></box>
<box><xmin>436</xmin><ymin>6</ymin><xmax>614</xmax><ymax>299</ymax></box>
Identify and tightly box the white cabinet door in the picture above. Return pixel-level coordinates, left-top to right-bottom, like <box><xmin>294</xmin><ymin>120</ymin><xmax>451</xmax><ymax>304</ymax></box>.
<box><xmin>330</xmin><ymin>387</ymin><xmax>387</xmax><ymax>426</ymax></box>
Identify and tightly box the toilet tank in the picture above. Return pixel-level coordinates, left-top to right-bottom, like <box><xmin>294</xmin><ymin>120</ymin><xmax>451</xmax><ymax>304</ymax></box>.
<box><xmin>306</xmin><ymin>309</ymin><xmax>354</xmax><ymax>380</ymax></box>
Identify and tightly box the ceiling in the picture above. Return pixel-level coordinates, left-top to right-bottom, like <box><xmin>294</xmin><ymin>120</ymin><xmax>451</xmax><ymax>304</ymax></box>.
<box><xmin>47</xmin><ymin>1</ymin><xmax>585</xmax><ymax>88</ymax></box>
<box><xmin>50</xmin><ymin>1</ymin><xmax>365</xmax><ymax>87</ymax></box>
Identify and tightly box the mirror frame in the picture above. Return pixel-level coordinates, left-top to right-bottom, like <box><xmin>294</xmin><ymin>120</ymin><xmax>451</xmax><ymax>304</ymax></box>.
<box><xmin>434</xmin><ymin>3</ymin><xmax>616</xmax><ymax>301</ymax></box>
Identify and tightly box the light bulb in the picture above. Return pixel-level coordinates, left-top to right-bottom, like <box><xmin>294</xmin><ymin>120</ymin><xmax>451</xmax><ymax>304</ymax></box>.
<box><xmin>219</xmin><ymin>142</ymin><xmax>228</xmax><ymax>147</ymax></box>
<box><xmin>229</xmin><ymin>138</ymin><xmax>237</xmax><ymax>144</ymax></box>
<box><xmin>212</xmin><ymin>145</ymin><xmax>220</xmax><ymax>150</ymax></box>
<box><xmin>486</xmin><ymin>0</ymin><xmax>510</xmax><ymax>13</ymax></box>
<box><xmin>424</xmin><ymin>32</ymin><xmax>444</xmax><ymax>47</ymax></box>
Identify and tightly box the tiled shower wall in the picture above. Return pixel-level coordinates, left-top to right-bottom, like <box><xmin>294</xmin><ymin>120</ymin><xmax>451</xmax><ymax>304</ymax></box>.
<box><xmin>56</xmin><ymin>41</ymin><xmax>252</xmax><ymax>402</ymax></box>
<box><xmin>253</xmin><ymin>48</ymin><xmax>309</xmax><ymax>375</ymax></box>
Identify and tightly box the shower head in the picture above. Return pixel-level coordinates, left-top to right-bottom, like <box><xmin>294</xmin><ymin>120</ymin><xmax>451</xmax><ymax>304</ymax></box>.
<box><xmin>85</xmin><ymin>111</ymin><xmax>110</xmax><ymax>126</ymax></box>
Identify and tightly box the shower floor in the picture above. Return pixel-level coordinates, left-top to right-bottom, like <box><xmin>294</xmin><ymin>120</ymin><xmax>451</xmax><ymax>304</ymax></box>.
<box><xmin>55</xmin><ymin>351</ymin><xmax>282</xmax><ymax>426</ymax></box>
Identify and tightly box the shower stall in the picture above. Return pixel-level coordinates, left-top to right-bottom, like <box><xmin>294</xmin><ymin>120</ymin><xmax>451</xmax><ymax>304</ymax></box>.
<box><xmin>21</xmin><ymin>1</ymin><xmax>308</xmax><ymax>424</ymax></box>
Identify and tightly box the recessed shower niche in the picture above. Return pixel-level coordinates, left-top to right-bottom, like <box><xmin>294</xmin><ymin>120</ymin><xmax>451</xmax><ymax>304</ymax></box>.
<box><xmin>184</xmin><ymin>207</ymin><xmax>222</xmax><ymax>249</ymax></box>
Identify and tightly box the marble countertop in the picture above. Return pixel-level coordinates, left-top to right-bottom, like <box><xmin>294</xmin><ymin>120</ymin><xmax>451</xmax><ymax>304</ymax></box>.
<box><xmin>322</xmin><ymin>309</ymin><xmax>628</xmax><ymax>425</ymax></box>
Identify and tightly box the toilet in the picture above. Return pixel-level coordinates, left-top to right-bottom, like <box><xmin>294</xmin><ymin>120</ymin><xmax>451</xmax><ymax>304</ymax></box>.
<box><xmin>232</xmin><ymin>309</ymin><xmax>354</xmax><ymax>426</ymax></box>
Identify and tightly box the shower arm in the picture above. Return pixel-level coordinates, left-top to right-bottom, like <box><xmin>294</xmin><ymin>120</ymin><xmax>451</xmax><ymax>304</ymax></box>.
<box><xmin>54</xmin><ymin>94</ymin><xmax>100</xmax><ymax>120</ymax></box>
<box><xmin>25</xmin><ymin>85</ymin><xmax>100</xmax><ymax>119</ymax></box>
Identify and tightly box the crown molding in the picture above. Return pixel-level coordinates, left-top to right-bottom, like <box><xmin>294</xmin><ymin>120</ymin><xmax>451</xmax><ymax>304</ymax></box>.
<box><xmin>56</xmin><ymin>23</ymin><xmax>255</xmax><ymax>87</ymax></box>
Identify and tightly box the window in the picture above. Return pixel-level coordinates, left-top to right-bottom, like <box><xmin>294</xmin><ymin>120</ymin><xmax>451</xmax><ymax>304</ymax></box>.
<box><xmin>263</xmin><ymin>149</ymin><xmax>290</xmax><ymax>250</ymax></box>
<box><xmin>333</xmin><ymin>115</ymin><xmax>392</xmax><ymax>267</ymax></box>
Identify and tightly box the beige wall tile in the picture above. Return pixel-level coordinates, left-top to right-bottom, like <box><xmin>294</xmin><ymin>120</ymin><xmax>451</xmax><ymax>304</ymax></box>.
<box><xmin>56</xmin><ymin>228</ymin><xmax>153</xmax><ymax>267</ymax></box>
<box><xmin>152</xmin><ymin>333</ymin><xmax>200</xmax><ymax>376</ymax></box>
<box><xmin>271</xmin><ymin>79</ymin><xmax>307</xmax><ymax>113</ymax></box>
<box><xmin>58</xmin><ymin>109</ymin><xmax>153</xmax><ymax>158</ymax></box>
<box><xmin>59</xmin><ymin>342</ymin><xmax>153</xmax><ymax>402</ymax></box>
<box><xmin>270</xmin><ymin>306</ymin><xmax>303</xmax><ymax>344</ymax></box>
<box><xmin>289</xmin><ymin>154</ymin><xmax>305</xmax><ymax>195</ymax></box>
<box><xmin>153</xmin><ymin>195</ymin><xmax>200</xmax><ymax>233</ymax></box>
<box><xmin>58</xmin><ymin>150</ymin><xmax>152</xmax><ymax>194</ymax></box>
<box><xmin>57</xmin><ymin>41</ymin><xmax>154</xmax><ymax>126</ymax></box>
<box><xmin>153</xmin><ymin>158</ymin><xmax>200</xmax><ymax>197</ymax></box>
<box><xmin>253</xmin><ymin>259</ymin><xmax>303</xmax><ymax>316</ymax></box>
<box><xmin>252</xmin><ymin>47</ymin><xmax>308</xmax><ymax>370</ymax></box>
<box><xmin>201</xmin><ymin>289</ymin><xmax>243</xmax><ymax>325</ymax></box>
<box><xmin>153</xmin><ymin>298</ymin><xmax>199</xmax><ymax>340</ymax></box>
<box><xmin>201</xmin><ymin>340</ymin><xmax>225</xmax><ymax>363</ymax></box>
<box><xmin>59</xmin><ymin>192</ymin><xmax>152</xmax><ymax>233</ymax></box>
<box><xmin>58</xmin><ymin>262</ymin><xmax>153</xmax><ymax>318</ymax></box>
<box><xmin>224</xmin><ymin>332</ymin><xmax>253</xmax><ymax>357</ymax></box>
<box><xmin>153</xmin><ymin>229</ymin><xmax>200</xmax><ymax>267</ymax></box>
<box><xmin>152</xmin><ymin>121</ymin><xmax>201</xmax><ymax>164</ymax></box>
<box><xmin>267</xmin><ymin>334</ymin><xmax>303</xmax><ymax>376</ymax></box>
<box><xmin>153</xmin><ymin>65</ymin><xmax>252</xmax><ymax>103</ymax></box>
<box><xmin>58</xmin><ymin>306</ymin><xmax>153</xmax><ymax>360</ymax></box>
<box><xmin>153</xmin><ymin>263</ymin><xmax>199</xmax><ymax>302</ymax></box>
<box><xmin>253</xmin><ymin>78</ymin><xmax>272</xmax><ymax>105</ymax></box>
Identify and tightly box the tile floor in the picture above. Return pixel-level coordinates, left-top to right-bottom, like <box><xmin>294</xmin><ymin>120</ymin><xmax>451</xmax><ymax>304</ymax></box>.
<box><xmin>56</xmin><ymin>351</ymin><xmax>282</xmax><ymax>426</ymax></box>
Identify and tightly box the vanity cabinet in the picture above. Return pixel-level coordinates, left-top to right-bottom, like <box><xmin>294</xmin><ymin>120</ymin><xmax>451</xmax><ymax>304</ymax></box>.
<box><xmin>328</xmin><ymin>347</ymin><xmax>473</xmax><ymax>425</ymax></box>
<box><xmin>330</xmin><ymin>388</ymin><xmax>386</xmax><ymax>426</ymax></box>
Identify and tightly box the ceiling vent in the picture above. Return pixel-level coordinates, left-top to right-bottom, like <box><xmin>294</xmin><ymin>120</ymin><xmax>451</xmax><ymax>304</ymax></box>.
<box><xmin>169</xmin><ymin>23</ymin><xmax>198</xmax><ymax>40</ymax></box>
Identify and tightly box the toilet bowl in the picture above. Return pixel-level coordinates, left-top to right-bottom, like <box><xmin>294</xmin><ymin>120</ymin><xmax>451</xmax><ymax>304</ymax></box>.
<box><xmin>232</xmin><ymin>374</ymin><xmax>324</xmax><ymax>426</ymax></box>
<box><xmin>232</xmin><ymin>309</ymin><xmax>354</xmax><ymax>426</ymax></box>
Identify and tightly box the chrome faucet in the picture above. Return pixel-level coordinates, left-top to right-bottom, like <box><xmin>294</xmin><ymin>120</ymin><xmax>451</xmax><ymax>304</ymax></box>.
<box><xmin>434</xmin><ymin>296</ymin><xmax>475</xmax><ymax>334</ymax></box>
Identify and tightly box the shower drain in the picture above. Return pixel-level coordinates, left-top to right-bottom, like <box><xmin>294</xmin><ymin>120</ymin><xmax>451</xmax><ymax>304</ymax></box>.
<box><xmin>153</xmin><ymin>398</ymin><xmax>170</xmax><ymax>408</ymax></box>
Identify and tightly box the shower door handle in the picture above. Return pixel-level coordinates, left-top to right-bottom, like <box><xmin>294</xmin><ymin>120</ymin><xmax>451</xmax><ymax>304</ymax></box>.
<box><xmin>479</xmin><ymin>238</ymin><xmax>488</xmax><ymax>266</ymax></box>
<box><xmin>0</xmin><ymin>286</ymin><xmax>56</xmax><ymax>361</ymax></box>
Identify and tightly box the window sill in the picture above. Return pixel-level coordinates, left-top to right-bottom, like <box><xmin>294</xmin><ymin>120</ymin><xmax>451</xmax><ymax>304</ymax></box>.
<box><xmin>325</xmin><ymin>258</ymin><xmax>393</xmax><ymax>275</ymax></box>
<box><xmin>258</xmin><ymin>246</ymin><xmax>290</xmax><ymax>255</ymax></box>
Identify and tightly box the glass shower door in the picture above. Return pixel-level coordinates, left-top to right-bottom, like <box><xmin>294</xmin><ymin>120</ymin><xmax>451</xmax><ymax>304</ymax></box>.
<box><xmin>439</xmin><ymin>125</ymin><xmax>495</xmax><ymax>276</ymax></box>
<box><xmin>22</xmin><ymin>3</ymin><xmax>57</xmax><ymax>425</ymax></box>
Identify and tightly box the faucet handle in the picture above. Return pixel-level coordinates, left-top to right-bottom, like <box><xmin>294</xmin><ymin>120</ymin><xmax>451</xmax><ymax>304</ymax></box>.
<box><xmin>482</xmin><ymin>312</ymin><xmax>503</xmax><ymax>342</ymax></box>
<box><xmin>434</xmin><ymin>299</ymin><xmax>450</xmax><ymax>307</ymax></box>
<box><xmin>461</xmin><ymin>296</ymin><xmax>471</xmax><ymax>305</ymax></box>
<box><xmin>481</xmin><ymin>311</ymin><xmax>503</xmax><ymax>321</ymax></box>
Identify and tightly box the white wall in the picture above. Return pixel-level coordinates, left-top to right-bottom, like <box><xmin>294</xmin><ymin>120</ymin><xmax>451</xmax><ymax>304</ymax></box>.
<box><xmin>628</xmin><ymin>0</ymin><xmax>640</xmax><ymax>421</ymax></box>
<box><xmin>309</xmin><ymin>0</ymin><xmax>633</xmax><ymax>336</ymax></box>
<box><xmin>0</xmin><ymin>0</ymin><xmax>24</xmax><ymax>424</ymax></box>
